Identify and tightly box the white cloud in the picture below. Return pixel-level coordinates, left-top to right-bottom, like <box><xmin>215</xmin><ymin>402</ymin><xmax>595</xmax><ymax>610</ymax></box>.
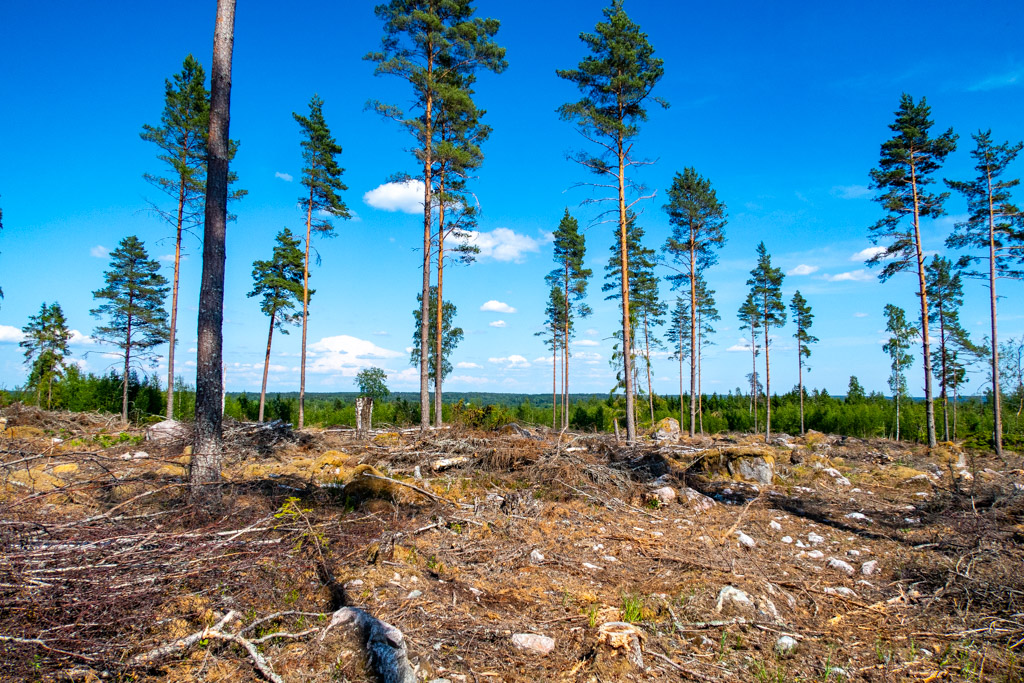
<box><xmin>306</xmin><ymin>335</ymin><xmax>402</xmax><ymax>376</ymax></box>
<box><xmin>456</xmin><ymin>362</ymin><xmax>482</xmax><ymax>369</ymax></box>
<box><xmin>851</xmin><ymin>246</ymin><xmax>887</xmax><ymax>262</ymax></box>
<box><xmin>90</xmin><ymin>245</ymin><xmax>109</xmax><ymax>259</ymax></box>
<box><xmin>831</xmin><ymin>184</ymin><xmax>871</xmax><ymax>200</ymax></box>
<box><xmin>575</xmin><ymin>351</ymin><xmax>602</xmax><ymax>363</ymax></box>
<box><xmin>373</xmin><ymin>330</ymin><xmax>389</xmax><ymax>336</ymax></box>
<box><xmin>0</xmin><ymin>324</ymin><xmax>24</xmax><ymax>343</ymax></box>
<box><xmin>489</xmin><ymin>354</ymin><xmax>530</xmax><ymax>368</ymax></box>
<box><xmin>363</xmin><ymin>179</ymin><xmax>425</xmax><ymax>214</ymax></box>
<box><xmin>458</xmin><ymin>228</ymin><xmax>542</xmax><ymax>263</ymax></box>
<box><xmin>274</xmin><ymin>171</ymin><xmax>293</xmax><ymax>182</ymax></box>
<box><xmin>480</xmin><ymin>300</ymin><xmax>517</xmax><ymax>314</ymax></box>
<box><xmin>69</xmin><ymin>330</ymin><xmax>94</xmax><ymax>345</ymax></box>
<box><xmin>788</xmin><ymin>264</ymin><xmax>819</xmax><ymax>276</ymax></box>
<box><xmin>532</xmin><ymin>356</ymin><xmax>552</xmax><ymax>364</ymax></box>
<box><xmin>585</xmin><ymin>328</ymin><xmax>599</xmax><ymax>337</ymax></box>
<box><xmin>727</xmin><ymin>337</ymin><xmax>752</xmax><ymax>352</ymax></box>
<box><xmin>853</xmin><ymin>312</ymin><xmax>868</xmax><ymax>318</ymax></box>
<box><xmin>489</xmin><ymin>320</ymin><xmax>507</xmax><ymax>328</ymax></box>
<box><xmin>449</xmin><ymin>375</ymin><xmax>490</xmax><ymax>385</ymax></box>
<box><xmin>825</xmin><ymin>269</ymin><xmax>873</xmax><ymax>282</ymax></box>
<box><xmin>574</xmin><ymin>339</ymin><xmax>600</xmax><ymax>347</ymax></box>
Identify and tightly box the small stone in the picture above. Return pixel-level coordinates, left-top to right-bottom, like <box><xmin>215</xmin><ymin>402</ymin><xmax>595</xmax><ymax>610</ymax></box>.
<box><xmin>803</xmin><ymin>550</ymin><xmax>824</xmax><ymax>559</ymax></box>
<box><xmin>602</xmin><ymin>555</ymin><xmax>618</xmax><ymax>563</ymax></box>
<box><xmin>847</xmin><ymin>549</ymin><xmax>861</xmax><ymax>557</ymax></box>
<box><xmin>735</xmin><ymin>531</ymin><xmax>756</xmax><ymax>548</ymax></box>
<box><xmin>861</xmin><ymin>560</ymin><xmax>879</xmax><ymax>576</ymax></box>
<box><xmin>769</xmin><ymin>520</ymin><xmax>783</xmax><ymax>531</ymax></box>
<box><xmin>824</xmin><ymin>586</ymin><xmax>857</xmax><ymax>598</ymax></box>
<box><xmin>406</xmin><ymin>590</ymin><xmax>423</xmax><ymax>600</ymax></box>
<box><xmin>582</xmin><ymin>562</ymin><xmax>603</xmax><ymax>571</ymax></box>
<box><xmin>795</xmin><ymin>540</ymin><xmax>807</xmax><ymax>548</ymax></box>
<box><xmin>511</xmin><ymin>633</ymin><xmax>555</xmax><ymax>655</ymax></box>
<box><xmin>775</xmin><ymin>635</ymin><xmax>799</xmax><ymax>657</ymax></box>
<box><xmin>827</xmin><ymin>558</ymin><xmax>855</xmax><ymax>576</ymax></box>
<box><xmin>844</xmin><ymin>512</ymin><xmax>871</xmax><ymax>523</ymax></box>
<box><xmin>650</xmin><ymin>486</ymin><xmax>677</xmax><ymax>505</ymax></box>
<box><xmin>344</xmin><ymin>579</ymin><xmax>364</xmax><ymax>589</ymax></box>
<box><xmin>530</xmin><ymin>549</ymin><xmax>545</xmax><ymax>563</ymax></box>
<box><xmin>781</xmin><ymin>536</ymin><xmax>793</xmax><ymax>544</ymax></box>
<box><xmin>808</xmin><ymin>532</ymin><xmax>825</xmax><ymax>545</ymax></box>
<box><xmin>715</xmin><ymin>585</ymin><xmax>755</xmax><ymax>614</ymax></box>
<box><xmin>680</xmin><ymin>487</ymin><xmax>716</xmax><ymax>512</ymax></box>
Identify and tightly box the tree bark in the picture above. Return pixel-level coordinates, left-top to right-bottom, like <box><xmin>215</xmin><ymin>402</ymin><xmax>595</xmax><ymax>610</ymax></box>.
<box><xmin>299</xmin><ymin>190</ymin><xmax>313</xmax><ymax>430</ymax></box>
<box><xmin>191</xmin><ymin>0</ymin><xmax>235</xmax><ymax>504</ymax></box>
<box><xmin>643</xmin><ymin>310</ymin><xmax>654</xmax><ymax>423</ymax></box>
<box><xmin>166</xmin><ymin>179</ymin><xmax>185</xmax><ymax>419</ymax></box>
<box><xmin>986</xmin><ymin>168</ymin><xmax>1004</xmax><ymax>457</ymax></box>
<box><xmin>909</xmin><ymin>159</ymin><xmax>938</xmax><ymax>448</ymax></box>
<box><xmin>677</xmin><ymin>336</ymin><xmax>684</xmax><ymax>430</ymax></box>
<box><xmin>434</xmin><ymin>186</ymin><xmax>445</xmax><ymax>429</ymax></box>
<box><xmin>258</xmin><ymin>311</ymin><xmax>274</xmax><ymax>423</ymax></box>
<box><xmin>616</xmin><ymin>132</ymin><xmax>635</xmax><ymax>442</ymax></box>
<box><xmin>688</xmin><ymin>245</ymin><xmax>697</xmax><ymax>437</ymax></box>
<box><xmin>697</xmin><ymin>307</ymin><xmax>704</xmax><ymax>435</ymax></box>
<box><xmin>938</xmin><ymin>307</ymin><xmax>949</xmax><ymax>441</ymax></box>
<box><xmin>563</xmin><ymin>262</ymin><xmax>570</xmax><ymax>430</ymax></box>
<box><xmin>552</xmin><ymin>326</ymin><xmax>557</xmax><ymax>430</ymax></box>
<box><xmin>122</xmin><ymin>308</ymin><xmax>131</xmax><ymax>425</ymax></box>
<box><xmin>798</xmin><ymin>338</ymin><xmax>805</xmax><ymax>435</ymax></box>
<box><xmin>419</xmin><ymin>54</ymin><xmax>434</xmax><ymax>435</ymax></box>
<box><xmin>763</xmin><ymin>295</ymin><xmax>772</xmax><ymax>443</ymax></box>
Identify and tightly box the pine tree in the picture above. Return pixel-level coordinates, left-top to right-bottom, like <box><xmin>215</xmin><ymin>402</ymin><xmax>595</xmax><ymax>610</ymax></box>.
<box><xmin>737</xmin><ymin>292</ymin><xmax>761</xmax><ymax>430</ymax></box>
<box><xmin>410</xmin><ymin>286</ymin><xmax>463</xmax><ymax>398</ymax></box>
<box><xmin>883</xmin><ymin>304</ymin><xmax>917</xmax><ymax>441</ymax></box>
<box><xmin>663</xmin><ymin>167</ymin><xmax>727</xmax><ymax>436</ymax></box>
<box><xmin>746</xmin><ymin>242</ymin><xmax>786</xmax><ymax>441</ymax></box>
<box><xmin>141</xmin><ymin>55</ymin><xmax>245</xmax><ymax>419</ymax></box>
<box><xmin>91</xmin><ymin>236</ymin><xmax>170</xmax><ymax>424</ymax></box>
<box><xmin>546</xmin><ymin>209</ymin><xmax>592</xmax><ymax>429</ymax></box>
<box><xmin>868</xmin><ymin>94</ymin><xmax>957</xmax><ymax>448</ymax></box>
<box><xmin>537</xmin><ymin>285</ymin><xmax>569</xmax><ymax>429</ymax></box>
<box><xmin>293</xmin><ymin>94</ymin><xmax>350</xmax><ymax>429</ymax></box>
<box><xmin>248</xmin><ymin>228</ymin><xmax>306</xmax><ymax>423</ymax></box>
<box><xmin>557</xmin><ymin>0</ymin><xmax>667</xmax><ymax>442</ymax></box>
<box><xmin>946</xmin><ymin>130</ymin><xmax>1023</xmax><ymax>457</ymax></box>
<box><xmin>367</xmin><ymin>0</ymin><xmax>506</xmax><ymax>433</ymax></box>
<box><xmin>694</xmin><ymin>275</ymin><xmax>720</xmax><ymax>434</ymax></box>
<box><xmin>192</xmin><ymin>0</ymin><xmax>236</xmax><ymax>500</ymax></box>
<box><xmin>925</xmin><ymin>255</ymin><xmax>971</xmax><ymax>441</ymax></box>
<box><xmin>789</xmin><ymin>291</ymin><xmax>817</xmax><ymax>435</ymax></box>
<box><xmin>665</xmin><ymin>295</ymin><xmax>689</xmax><ymax>429</ymax></box>
<box><xmin>21</xmin><ymin>302</ymin><xmax>72</xmax><ymax>409</ymax></box>
<box><xmin>847</xmin><ymin>376</ymin><xmax>866</xmax><ymax>403</ymax></box>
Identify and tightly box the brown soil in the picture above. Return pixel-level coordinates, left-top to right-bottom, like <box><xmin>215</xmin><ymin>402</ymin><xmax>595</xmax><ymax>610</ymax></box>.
<box><xmin>1</xmin><ymin>407</ymin><xmax>1022</xmax><ymax>682</ymax></box>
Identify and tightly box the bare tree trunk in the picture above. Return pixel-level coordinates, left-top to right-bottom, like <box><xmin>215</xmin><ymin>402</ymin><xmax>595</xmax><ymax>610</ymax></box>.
<box><xmin>122</xmin><ymin>319</ymin><xmax>131</xmax><ymax>425</ymax></box>
<box><xmin>552</xmin><ymin>329</ymin><xmax>557</xmax><ymax>430</ymax></box>
<box><xmin>987</xmin><ymin>169</ymin><xmax>1004</xmax><ymax>457</ymax></box>
<box><xmin>697</xmin><ymin>312</ymin><xmax>704</xmax><ymax>435</ymax></box>
<box><xmin>419</xmin><ymin>57</ymin><xmax>434</xmax><ymax>435</ymax></box>
<box><xmin>689</xmin><ymin>246</ymin><xmax>697</xmax><ymax>436</ymax></box>
<box><xmin>909</xmin><ymin>161</ymin><xmax>937</xmax><ymax>448</ymax></box>
<box><xmin>616</xmin><ymin>132</ymin><xmax>635</xmax><ymax>442</ymax></box>
<box><xmin>798</xmin><ymin>340</ymin><xmax>805</xmax><ymax>435</ymax></box>
<box><xmin>299</xmin><ymin>191</ymin><xmax>313</xmax><ymax>430</ymax></box>
<box><xmin>939</xmin><ymin>310</ymin><xmax>949</xmax><ymax>442</ymax></box>
<box><xmin>191</xmin><ymin>0</ymin><xmax>235</xmax><ymax>504</ymax></box>
<box><xmin>563</xmin><ymin>263</ymin><xmax>570</xmax><ymax>430</ymax></box>
<box><xmin>434</xmin><ymin>192</ymin><xmax>445</xmax><ymax>429</ymax></box>
<box><xmin>258</xmin><ymin>312</ymin><xmax>274</xmax><ymax>423</ymax></box>
<box><xmin>751</xmin><ymin>337</ymin><xmax>758</xmax><ymax>434</ymax></box>
<box><xmin>643</xmin><ymin>310</ymin><xmax>654</xmax><ymax>424</ymax></box>
<box><xmin>763</xmin><ymin>300</ymin><xmax>772</xmax><ymax>443</ymax></box>
<box><xmin>166</xmin><ymin>182</ymin><xmax>185</xmax><ymax>419</ymax></box>
<box><xmin>677</xmin><ymin>338</ymin><xmax>684</xmax><ymax>431</ymax></box>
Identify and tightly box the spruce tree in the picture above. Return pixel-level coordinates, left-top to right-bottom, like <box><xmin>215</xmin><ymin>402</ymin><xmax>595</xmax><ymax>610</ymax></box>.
<box><xmin>546</xmin><ymin>209</ymin><xmax>591</xmax><ymax>429</ymax></box>
<box><xmin>663</xmin><ymin>167</ymin><xmax>727</xmax><ymax>436</ymax></box>
<box><xmin>946</xmin><ymin>130</ymin><xmax>1023</xmax><ymax>456</ymax></box>
<box><xmin>925</xmin><ymin>255</ymin><xmax>972</xmax><ymax>441</ymax></box>
<box><xmin>868</xmin><ymin>94</ymin><xmax>957</xmax><ymax>448</ymax></box>
<box><xmin>192</xmin><ymin>0</ymin><xmax>236</xmax><ymax>501</ymax></box>
<box><xmin>883</xmin><ymin>304</ymin><xmax>917</xmax><ymax>441</ymax></box>
<box><xmin>746</xmin><ymin>242</ymin><xmax>786</xmax><ymax>441</ymax></box>
<box><xmin>91</xmin><ymin>236</ymin><xmax>170</xmax><ymax>424</ymax></box>
<box><xmin>367</xmin><ymin>0</ymin><xmax>506</xmax><ymax>433</ymax></box>
<box><xmin>789</xmin><ymin>291</ymin><xmax>817</xmax><ymax>435</ymax></box>
<box><xmin>141</xmin><ymin>55</ymin><xmax>245</xmax><ymax>419</ymax></box>
<box><xmin>248</xmin><ymin>228</ymin><xmax>306</xmax><ymax>423</ymax></box>
<box><xmin>293</xmin><ymin>94</ymin><xmax>350</xmax><ymax>429</ymax></box>
<box><xmin>21</xmin><ymin>302</ymin><xmax>72</xmax><ymax>409</ymax></box>
<box><xmin>557</xmin><ymin>0</ymin><xmax>666</xmax><ymax>442</ymax></box>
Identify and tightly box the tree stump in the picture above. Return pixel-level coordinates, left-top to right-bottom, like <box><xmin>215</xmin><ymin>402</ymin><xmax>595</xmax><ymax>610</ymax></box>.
<box><xmin>356</xmin><ymin>397</ymin><xmax>373</xmax><ymax>438</ymax></box>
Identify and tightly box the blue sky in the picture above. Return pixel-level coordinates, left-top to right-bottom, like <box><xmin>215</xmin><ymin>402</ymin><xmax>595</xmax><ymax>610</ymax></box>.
<box><xmin>1</xmin><ymin>1</ymin><xmax>1022</xmax><ymax>398</ymax></box>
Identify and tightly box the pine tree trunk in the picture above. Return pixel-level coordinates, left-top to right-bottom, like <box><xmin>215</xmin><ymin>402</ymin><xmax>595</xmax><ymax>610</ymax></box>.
<box><xmin>697</xmin><ymin>312</ymin><xmax>704</xmax><ymax>435</ymax></box>
<box><xmin>643</xmin><ymin>310</ymin><xmax>654</xmax><ymax>424</ymax></box>
<box><xmin>909</xmin><ymin>160</ymin><xmax>938</xmax><ymax>448</ymax></box>
<box><xmin>434</xmin><ymin>194</ymin><xmax>445</xmax><ymax>429</ymax></box>
<box><xmin>689</xmin><ymin>248</ymin><xmax>697</xmax><ymax>437</ymax></box>
<box><xmin>986</xmin><ymin>168</ymin><xmax>1004</xmax><ymax>457</ymax></box>
<box><xmin>299</xmin><ymin>191</ymin><xmax>313</xmax><ymax>430</ymax></box>
<box><xmin>192</xmin><ymin>0</ymin><xmax>235</xmax><ymax>503</ymax></box>
<box><xmin>122</xmin><ymin>297</ymin><xmax>133</xmax><ymax>425</ymax></box>
<box><xmin>751</xmin><ymin>337</ymin><xmax>758</xmax><ymax>433</ymax></box>
<box><xmin>763</xmin><ymin>299</ymin><xmax>772</xmax><ymax>443</ymax></box>
<box><xmin>616</xmin><ymin>131</ymin><xmax>635</xmax><ymax>442</ymax></box>
<box><xmin>166</xmin><ymin>181</ymin><xmax>185</xmax><ymax>419</ymax></box>
<box><xmin>563</xmin><ymin>264</ymin><xmax>570</xmax><ymax>430</ymax></box>
<box><xmin>939</xmin><ymin>310</ymin><xmax>949</xmax><ymax>442</ymax></box>
<box><xmin>798</xmin><ymin>339</ymin><xmax>805</xmax><ymax>435</ymax></box>
<box><xmin>678</xmin><ymin>339</ymin><xmax>684</xmax><ymax>430</ymax></box>
<box><xmin>552</xmin><ymin>329</ymin><xmax>557</xmax><ymax>430</ymax></box>
<box><xmin>419</xmin><ymin>55</ymin><xmax>434</xmax><ymax>435</ymax></box>
<box><xmin>258</xmin><ymin>311</ymin><xmax>274</xmax><ymax>423</ymax></box>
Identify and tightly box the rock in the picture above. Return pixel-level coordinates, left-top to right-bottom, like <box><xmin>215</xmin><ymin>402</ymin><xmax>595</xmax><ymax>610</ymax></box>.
<box><xmin>807</xmin><ymin>532</ymin><xmax>825</xmax><ymax>545</ymax></box>
<box><xmin>769</xmin><ymin>520</ymin><xmax>783</xmax><ymax>531</ymax></box>
<box><xmin>734</xmin><ymin>531</ymin><xmax>756</xmax><ymax>548</ymax></box>
<box><xmin>730</xmin><ymin>455</ymin><xmax>775</xmax><ymax>485</ymax></box>
<box><xmin>821</xmin><ymin>467</ymin><xmax>852</xmax><ymax>486</ymax></box>
<box><xmin>582</xmin><ymin>562</ymin><xmax>603</xmax><ymax>571</ymax></box>
<box><xmin>715</xmin><ymin>586</ymin><xmax>755</xmax><ymax>615</ymax></box>
<box><xmin>775</xmin><ymin>635</ymin><xmax>799</xmax><ymax>657</ymax></box>
<box><xmin>795</xmin><ymin>540</ymin><xmax>807</xmax><ymax>548</ymax></box>
<box><xmin>530</xmin><ymin>549</ymin><xmax>545</xmax><ymax>563</ymax></box>
<box><xmin>652</xmin><ymin>417</ymin><xmax>680</xmax><ymax>440</ymax></box>
<box><xmin>801</xmin><ymin>550</ymin><xmax>824</xmax><ymax>560</ymax></box>
<box><xmin>680</xmin><ymin>487</ymin><xmax>716</xmax><ymax>512</ymax></box>
<box><xmin>824</xmin><ymin>586</ymin><xmax>858</xmax><ymax>598</ymax></box>
<box><xmin>844</xmin><ymin>512</ymin><xmax>872</xmax><ymax>523</ymax></box>
<box><xmin>602</xmin><ymin>555</ymin><xmax>618</xmax><ymax>563</ymax></box>
<box><xmin>827</xmin><ymin>558</ymin><xmax>855</xmax><ymax>576</ymax></box>
<box><xmin>146</xmin><ymin>419</ymin><xmax>189</xmax><ymax>442</ymax></box>
<box><xmin>649</xmin><ymin>486</ymin><xmax>677</xmax><ymax>505</ymax></box>
<box><xmin>861</xmin><ymin>560</ymin><xmax>879</xmax><ymax>576</ymax></box>
<box><xmin>781</xmin><ymin>536</ymin><xmax>793</xmax><ymax>544</ymax></box>
<box><xmin>511</xmin><ymin>633</ymin><xmax>555</xmax><ymax>655</ymax></box>
<box><xmin>405</xmin><ymin>590</ymin><xmax>422</xmax><ymax>600</ymax></box>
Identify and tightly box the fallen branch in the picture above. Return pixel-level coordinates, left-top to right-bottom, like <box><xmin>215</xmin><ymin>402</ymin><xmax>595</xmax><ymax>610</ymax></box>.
<box><xmin>358</xmin><ymin>471</ymin><xmax>470</xmax><ymax>509</ymax></box>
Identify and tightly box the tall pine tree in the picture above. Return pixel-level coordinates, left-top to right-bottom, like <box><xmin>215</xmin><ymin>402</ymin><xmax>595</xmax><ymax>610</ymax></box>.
<box><xmin>557</xmin><ymin>0</ymin><xmax>666</xmax><ymax>442</ymax></box>
<box><xmin>746</xmin><ymin>242</ymin><xmax>785</xmax><ymax>442</ymax></box>
<box><xmin>868</xmin><ymin>94</ymin><xmax>957</xmax><ymax>448</ymax></box>
<box><xmin>789</xmin><ymin>291</ymin><xmax>817</xmax><ymax>435</ymax></box>
<box><xmin>665</xmin><ymin>295</ymin><xmax>689</xmax><ymax>430</ymax></box>
<box><xmin>663</xmin><ymin>167</ymin><xmax>727</xmax><ymax>436</ymax></box>
<box><xmin>925</xmin><ymin>256</ymin><xmax>973</xmax><ymax>442</ymax></box>
<box><xmin>883</xmin><ymin>304</ymin><xmax>917</xmax><ymax>441</ymax></box>
<box><xmin>21</xmin><ymin>302</ymin><xmax>72</xmax><ymax>409</ymax></box>
<box><xmin>367</xmin><ymin>0</ymin><xmax>506</xmax><ymax>433</ymax></box>
<box><xmin>248</xmin><ymin>228</ymin><xmax>306</xmax><ymax>423</ymax></box>
<box><xmin>91</xmin><ymin>236</ymin><xmax>170</xmax><ymax>425</ymax></box>
<box><xmin>737</xmin><ymin>292</ymin><xmax>761</xmax><ymax>430</ymax></box>
<box><xmin>946</xmin><ymin>130</ymin><xmax>1023</xmax><ymax>457</ymax></box>
<box><xmin>293</xmin><ymin>95</ymin><xmax>350</xmax><ymax>429</ymax></box>
<box><xmin>537</xmin><ymin>285</ymin><xmax>569</xmax><ymax>429</ymax></box>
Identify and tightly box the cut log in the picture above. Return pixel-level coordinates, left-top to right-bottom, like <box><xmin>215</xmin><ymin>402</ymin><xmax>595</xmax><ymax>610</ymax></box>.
<box><xmin>321</xmin><ymin>607</ymin><xmax>416</xmax><ymax>683</ymax></box>
<box><xmin>356</xmin><ymin>397</ymin><xmax>373</xmax><ymax>438</ymax></box>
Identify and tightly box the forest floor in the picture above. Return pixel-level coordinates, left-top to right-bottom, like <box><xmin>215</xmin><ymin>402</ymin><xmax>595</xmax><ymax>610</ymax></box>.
<box><xmin>1</xmin><ymin>404</ymin><xmax>1023</xmax><ymax>682</ymax></box>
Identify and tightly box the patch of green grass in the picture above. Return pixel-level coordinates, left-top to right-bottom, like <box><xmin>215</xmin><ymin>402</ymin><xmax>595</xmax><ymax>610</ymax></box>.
<box><xmin>621</xmin><ymin>593</ymin><xmax>644</xmax><ymax>623</ymax></box>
